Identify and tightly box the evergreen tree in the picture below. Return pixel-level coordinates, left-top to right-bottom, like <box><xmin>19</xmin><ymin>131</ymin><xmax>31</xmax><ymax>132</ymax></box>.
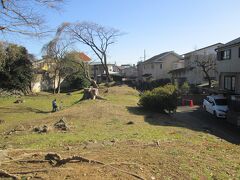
<box><xmin>0</xmin><ymin>43</ymin><xmax>33</xmax><ymax>94</ymax></box>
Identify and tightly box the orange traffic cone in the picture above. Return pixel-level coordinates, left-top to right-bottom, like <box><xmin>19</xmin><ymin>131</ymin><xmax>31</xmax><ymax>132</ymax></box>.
<box><xmin>189</xmin><ymin>100</ymin><xmax>194</xmax><ymax>107</ymax></box>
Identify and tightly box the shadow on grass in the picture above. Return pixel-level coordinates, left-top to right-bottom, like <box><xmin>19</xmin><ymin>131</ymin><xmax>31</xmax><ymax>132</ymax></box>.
<box><xmin>0</xmin><ymin>106</ymin><xmax>51</xmax><ymax>114</ymax></box>
<box><xmin>127</xmin><ymin>106</ymin><xmax>240</xmax><ymax>145</ymax></box>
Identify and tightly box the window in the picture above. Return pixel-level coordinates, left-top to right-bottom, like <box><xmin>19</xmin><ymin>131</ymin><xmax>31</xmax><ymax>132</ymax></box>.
<box><xmin>215</xmin><ymin>99</ymin><xmax>227</xmax><ymax>106</ymax></box>
<box><xmin>219</xmin><ymin>49</ymin><xmax>231</xmax><ymax>60</ymax></box>
<box><xmin>160</xmin><ymin>64</ymin><xmax>163</xmax><ymax>69</ymax></box>
<box><xmin>224</xmin><ymin>76</ymin><xmax>235</xmax><ymax>91</ymax></box>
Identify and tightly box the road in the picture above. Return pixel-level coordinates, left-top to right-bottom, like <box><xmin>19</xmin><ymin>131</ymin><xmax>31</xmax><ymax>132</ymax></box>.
<box><xmin>175</xmin><ymin>106</ymin><xmax>240</xmax><ymax>144</ymax></box>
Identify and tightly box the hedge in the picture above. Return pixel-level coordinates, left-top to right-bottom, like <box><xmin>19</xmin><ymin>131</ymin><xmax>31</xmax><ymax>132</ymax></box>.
<box><xmin>139</xmin><ymin>84</ymin><xmax>178</xmax><ymax>113</ymax></box>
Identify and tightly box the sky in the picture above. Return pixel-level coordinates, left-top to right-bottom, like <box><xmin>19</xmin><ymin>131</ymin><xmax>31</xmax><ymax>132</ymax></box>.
<box><xmin>4</xmin><ymin>0</ymin><xmax>240</xmax><ymax>65</ymax></box>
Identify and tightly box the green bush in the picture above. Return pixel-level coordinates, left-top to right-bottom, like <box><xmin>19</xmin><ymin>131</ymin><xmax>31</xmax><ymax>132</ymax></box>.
<box><xmin>180</xmin><ymin>81</ymin><xmax>190</xmax><ymax>95</ymax></box>
<box><xmin>62</xmin><ymin>72</ymin><xmax>90</xmax><ymax>91</ymax></box>
<box><xmin>139</xmin><ymin>84</ymin><xmax>178</xmax><ymax>113</ymax></box>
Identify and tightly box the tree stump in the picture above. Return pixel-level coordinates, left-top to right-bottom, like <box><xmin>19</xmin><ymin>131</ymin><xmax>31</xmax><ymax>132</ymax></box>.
<box><xmin>82</xmin><ymin>87</ymin><xmax>105</xmax><ymax>100</ymax></box>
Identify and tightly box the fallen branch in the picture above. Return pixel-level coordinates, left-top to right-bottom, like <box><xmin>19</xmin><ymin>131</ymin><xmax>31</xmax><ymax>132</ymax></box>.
<box><xmin>0</xmin><ymin>169</ymin><xmax>18</xmax><ymax>179</ymax></box>
<box><xmin>11</xmin><ymin>169</ymin><xmax>48</xmax><ymax>175</ymax></box>
<box><xmin>12</xmin><ymin>153</ymin><xmax>145</xmax><ymax>180</ymax></box>
<box><xmin>44</xmin><ymin>153</ymin><xmax>104</xmax><ymax>167</ymax></box>
<box><xmin>44</xmin><ymin>153</ymin><xmax>145</xmax><ymax>179</ymax></box>
<box><xmin>18</xmin><ymin>160</ymin><xmax>49</xmax><ymax>163</ymax></box>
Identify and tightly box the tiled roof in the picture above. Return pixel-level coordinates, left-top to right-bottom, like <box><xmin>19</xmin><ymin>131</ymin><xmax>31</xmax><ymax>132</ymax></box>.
<box><xmin>79</xmin><ymin>52</ymin><xmax>91</xmax><ymax>62</ymax></box>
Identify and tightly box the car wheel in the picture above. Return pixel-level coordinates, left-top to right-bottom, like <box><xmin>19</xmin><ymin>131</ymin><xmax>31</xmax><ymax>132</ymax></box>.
<box><xmin>203</xmin><ymin>105</ymin><xmax>206</xmax><ymax>111</ymax></box>
<box><xmin>213</xmin><ymin>111</ymin><xmax>218</xmax><ymax>118</ymax></box>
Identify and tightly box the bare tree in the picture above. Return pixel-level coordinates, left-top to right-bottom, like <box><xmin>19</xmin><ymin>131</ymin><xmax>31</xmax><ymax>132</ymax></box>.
<box><xmin>66</xmin><ymin>51</ymin><xmax>98</xmax><ymax>88</ymax></box>
<box><xmin>0</xmin><ymin>0</ymin><xmax>64</xmax><ymax>36</ymax></box>
<box><xmin>194</xmin><ymin>54</ymin><xmax>217</xmax><ymax>88</ymax></box>
<box><xmin>42</xmin><ymin>24</ymin><xmax>71</xmax><ymax>93</ymax></box>
<box><xmin>66</xmin><ymin>22</ymin><xmax>122</xmax><ymax>82</ymax></box>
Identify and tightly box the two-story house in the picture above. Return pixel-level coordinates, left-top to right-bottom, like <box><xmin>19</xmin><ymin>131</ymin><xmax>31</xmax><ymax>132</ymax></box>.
<box><xmin>216</xmin><ymin>37</ymin><xmax>240</xmax><ymax>94</ymax></box>
<box><xmin>137</xmin><ymin>51</ymin><xmax>182</xmax><ymax>82</ymax></box>
<box><xmin>183</xmin><ymin>43</ymin><xmax>222</xmax><ymax>86</ymax></box>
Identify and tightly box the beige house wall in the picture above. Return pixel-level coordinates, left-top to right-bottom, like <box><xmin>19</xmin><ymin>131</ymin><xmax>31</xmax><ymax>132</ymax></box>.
<box><xmin>138</xmin><ymin>53</ymin><xmax>181</xmax><ymax>81</ymax></box>
<box><xmin>183</xmin><ymin>44</ymin><xmax>221</xmax><ymax>85</ymax></box>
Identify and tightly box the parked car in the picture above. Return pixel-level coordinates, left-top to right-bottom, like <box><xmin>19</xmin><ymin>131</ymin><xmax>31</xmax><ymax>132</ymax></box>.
<box><xmin>203</xmin><ymin>95</ymin><xmax>228</xmax><ymax>118</ymax></box>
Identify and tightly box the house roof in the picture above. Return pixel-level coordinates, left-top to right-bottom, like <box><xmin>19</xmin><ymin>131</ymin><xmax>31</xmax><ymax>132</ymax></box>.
<box><xmin>141</xmin><ymin>51</ymin><xmax>182</xmax><ymax>64</ymax></box>
<box><xmin>90</xmin><ymin>62</ymin><xmax>115</xmax><ymax>66</ymax></box>
<box><xmin>183</xmin><ymin>43</ymin><xmax>223</xmax><ymax>55</ymax></box>
<box><xmin>168</xmin><ymin>67</ymin><xmax>186</xmax><ymax>74</ymax></box>
<box><xmin>79</xmin><ymin>52</ymin><xmax>91</xmax><ymax>62</ymax></box>
<box><xmin>216</xmin><ymin>37</ymin><xmax>240</xmax><ymax>50</ymax></box>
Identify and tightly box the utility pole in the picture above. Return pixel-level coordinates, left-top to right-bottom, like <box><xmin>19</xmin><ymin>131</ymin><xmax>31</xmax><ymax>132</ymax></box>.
<box><xmin>139</xmin><ymin>49</ymin><xmax>146</xmax><ymax>62</ymax></box>
<box><xmin>144</xmin><ymin>49</ymin><xmax>146</xmax><ymax>61</ymax></box>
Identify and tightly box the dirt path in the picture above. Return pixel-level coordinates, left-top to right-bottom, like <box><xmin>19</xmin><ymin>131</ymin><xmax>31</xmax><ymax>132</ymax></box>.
<box><xmin>175</xmin><ymin>106</ymin><xmax>240</xmax><ymax>144</ymax></box>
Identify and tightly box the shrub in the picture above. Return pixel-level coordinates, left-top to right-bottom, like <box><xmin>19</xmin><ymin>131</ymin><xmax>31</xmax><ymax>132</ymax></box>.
<box><xmin>180</xmin><ymin>81</ymin><xmax>190</xmax><ymax>95</ymax></box>
<box><xmin>139</xmin><ymin>84</ymin><xmax>178</xmax><ymax>113</ymax></box>
<box><xmin>136</xmin><ymin>78</ymin><xmax>171</xmax><ymax>91</ymax></box>
<box><xmin>61</xmin><ymin>72</ymin><xmax>90</xmax><ymax>91</ymax></box>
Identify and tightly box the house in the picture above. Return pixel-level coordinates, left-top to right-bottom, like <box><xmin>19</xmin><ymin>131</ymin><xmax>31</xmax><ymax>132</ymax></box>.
<box><xmin>90</xmin><ymin>62</ymin><xmax>120</xmax><ymax>83</ymax></box>
<box><xmin>32</xmin><ymin>52</ymin><xmax>91</xmax><ymax>93</ymax></box>
<box><xmin>216</xmin><ymin>37</ymin><xmax>240</xmax><ymax>94</ymax></box>
<box><xmin>183</xmin><ymin>43</ymin><xmax>222</xmax><ymax>86</ymax></box>
<box><xmin>120</xmin><ymin>64</ymin><xmax>138</xmax><ymax>82</ymax></box>
<box><xmin>31</xmin><ymin>59</ymin><xmax>55</xmax><ymax>93</ymax></box>
<box><xmin>119</xmin><ymin>64</ymin><xmax>137</xmax><ymax>78</ymax></box>
<box><xmin>168</xmin><ymin>60</ymin><xmax>186</xmax><ymax>86</ymax></box>
<box><xmin>137</xmin><ymin>51</ymin><xmax>183</xmax><ymax>82</ymax></box>
<box><xmin>215</xmin><ymin>37</ymin><xmax>240</xmax><ymax>125</ymax></box>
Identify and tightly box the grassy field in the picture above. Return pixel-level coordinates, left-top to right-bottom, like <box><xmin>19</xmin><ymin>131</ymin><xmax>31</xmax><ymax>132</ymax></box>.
<box><xmin>0</xmin><ymin>85</ymin><xmax>240</xmax><ymax>179</ymax></box>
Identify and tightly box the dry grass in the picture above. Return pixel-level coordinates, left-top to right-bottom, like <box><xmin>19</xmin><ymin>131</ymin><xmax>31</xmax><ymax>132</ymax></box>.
<box><xmin>0</xmin><ymin>85</ymin><xmax>240</xmax><ymax>179</ymax></box>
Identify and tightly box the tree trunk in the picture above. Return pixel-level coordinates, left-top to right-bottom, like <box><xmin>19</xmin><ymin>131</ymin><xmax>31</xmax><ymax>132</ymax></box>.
<box><xmin>207</xmin><ymin>77</ymin><xmax>212</xmax><ymax>88</ymax></box>
<box><xmin>81</xmin><ymin>87</ymin><xmax>105</xmax><ymax>101</ymax></box>
<box><xmin>53</xmin><ymin>74</ymin><xmax>56</xmax><ymax>94</ymax></box>
<box><xmin>85</xmin><ymin>76</ymin><xmax>98</xmax><ymax>88</ymax></box>
<box><xmin>57</xmin><ymin>73</ymin><xmax>61</xmax><ymax>94</ymax></box>
<box><xmin>203</xmin><ymin>69</ymin><xmax>212</xmax><ymax>88</ymax></box>
<box><xmin>53</xmin><ymin>77</ymin><xmax>56</xmax><ymax>94</ymax></box>
<box><xmin>103</xmin><ymin>53</ymin><xmax>112</xmax><ymax>82</ymax></box>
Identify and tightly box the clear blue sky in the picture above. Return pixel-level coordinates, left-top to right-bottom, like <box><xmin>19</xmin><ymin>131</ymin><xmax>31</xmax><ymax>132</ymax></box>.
<box><xmin>8</xmin><ymin>0</ymin><xmax>240</xmax><ymax>64</ymax></box>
